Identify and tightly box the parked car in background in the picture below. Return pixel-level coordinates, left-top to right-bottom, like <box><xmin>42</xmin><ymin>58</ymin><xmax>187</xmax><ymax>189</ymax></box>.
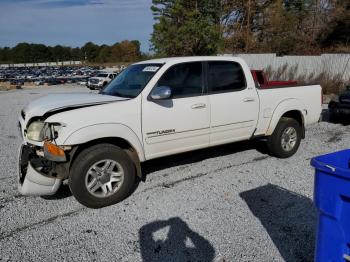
<box><xmin>34</xmin><ymin>79</ymin><xmax>44</xmax><ymax>86</ymax></box>
<box><xmin>87</xmin><ymin>72</ymin><xmax>117</xmax><ymax>90</ymax></box>
<box><xmin>18</xmin><ymin>56</ymin><xmax>322</xmax><ymax>208</ymax></box>
<box><xmin>328</xmin><ymin>86</ymin><xmax>350</xmax><ymax>121</ymax></box>
<box><xmin>251</xmin><ymin>70</ymin><xmax>298</xmax><ymax>88</ymax></box>
<box><xmin>0</xmin><ymin>65</ymin><xmax>101</xmax><ymax>86</ymax></box>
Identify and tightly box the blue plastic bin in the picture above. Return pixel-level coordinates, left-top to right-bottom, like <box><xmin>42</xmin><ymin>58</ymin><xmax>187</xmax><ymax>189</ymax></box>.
<box><xmin>311</xmin><ymin>149</ymin><xmax>350</xmax><ymax>262</ymax></box>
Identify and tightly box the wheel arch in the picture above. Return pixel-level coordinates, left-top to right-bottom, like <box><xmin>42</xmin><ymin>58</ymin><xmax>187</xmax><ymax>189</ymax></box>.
<box><xmin>69</xmin><ymin>137</ymin><xmax>143</xmax><ymax>178</ymax></box>
<box><xmin>63</xmin><ymin>123</ymin><xmax>144</xmax><ymax>178</ymax></box>
<box><xmin>266</xmin><ymin>99</ymin><xmax>306</xmax><ymax>138</ymax></box>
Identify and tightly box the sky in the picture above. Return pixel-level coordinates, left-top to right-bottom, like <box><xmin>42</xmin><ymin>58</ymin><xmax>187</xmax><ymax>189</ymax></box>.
<box><xmin>0</xmin><ymin>0</ymin><xmax>154</xmax><ymax>52</ymax></box>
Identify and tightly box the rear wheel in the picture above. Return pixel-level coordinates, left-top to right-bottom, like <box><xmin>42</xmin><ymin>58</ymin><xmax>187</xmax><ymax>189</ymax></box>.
<box><xmin>266</xmin><ymin>117</ymin><xmax>302</xmax><ymax>158</ymax></box>
<box><xmin>69</xmin><ymin>144</ymin><xmax>136</xmax><ymax>208</ymax></box>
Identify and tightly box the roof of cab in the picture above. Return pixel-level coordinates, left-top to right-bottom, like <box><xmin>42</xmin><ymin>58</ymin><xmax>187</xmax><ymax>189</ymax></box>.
<box><xmin>134</xmin><ymin>56</ymin><xmax>243</xmax><ymax>65</ymax></box>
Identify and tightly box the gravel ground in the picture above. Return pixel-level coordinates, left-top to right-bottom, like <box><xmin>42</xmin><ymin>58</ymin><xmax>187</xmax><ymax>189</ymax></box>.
<box><xmin>0</xmin><ymin>85</ymin><xmax>349</xmax><ymax>262</ymax></box>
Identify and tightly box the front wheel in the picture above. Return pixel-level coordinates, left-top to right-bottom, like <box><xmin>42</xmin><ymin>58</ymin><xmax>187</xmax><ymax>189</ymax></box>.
<box><xmin>266</xmin><ymin>117</ymin><xmax>302</xmax><ymax>158</ymax></box>
<box><xmin>69</xmin><ymin>144</ymin><xmax>136</xmax><ymax>208</ymax></box>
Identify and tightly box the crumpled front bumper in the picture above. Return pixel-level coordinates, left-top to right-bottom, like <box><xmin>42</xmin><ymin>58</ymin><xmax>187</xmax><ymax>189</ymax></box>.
<box><xmin>18</xmin><ymin>144</ymin><xmax>62</xmax><ymax>196</ymax></box>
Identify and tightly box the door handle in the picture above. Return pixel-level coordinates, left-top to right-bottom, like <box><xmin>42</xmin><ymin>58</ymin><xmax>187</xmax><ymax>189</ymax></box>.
<box><xmin>243</xmin><ymin>97</ymin><xmax>255</xmax><ymax>102</ymax></box>
<box><xmin>191</xmin><ymin>103</ymin><xmax>206</xmax><ymax>109</ymax></box>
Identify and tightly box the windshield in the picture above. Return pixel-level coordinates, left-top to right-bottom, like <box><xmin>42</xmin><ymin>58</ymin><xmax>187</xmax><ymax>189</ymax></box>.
<box><xmin>101</xmin><ymin>63</ymin><xmax>162</xmax><ymax>98</ymax></box>
<box><xmin>97</xmin><ymin>73</ymin><xmax>108</xmax><ymax>77</ymax></box>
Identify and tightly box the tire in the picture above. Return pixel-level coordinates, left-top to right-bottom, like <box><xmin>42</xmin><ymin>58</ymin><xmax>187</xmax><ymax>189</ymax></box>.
<box><xmin>266</xmin><ymin>117</ymin><xmax>302</xmax><ymax>158</ymax></box>
<box><xmin>69</xmin><ymin>144</ymin><xmax>136</xmax><ymax>208</ymax></box>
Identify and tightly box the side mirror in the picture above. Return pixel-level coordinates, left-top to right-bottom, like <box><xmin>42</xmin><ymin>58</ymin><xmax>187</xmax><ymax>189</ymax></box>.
<box><xmin>150</xmin><ymin>86</ymin><xmax>172</xmax><ymax>100</ymax></box>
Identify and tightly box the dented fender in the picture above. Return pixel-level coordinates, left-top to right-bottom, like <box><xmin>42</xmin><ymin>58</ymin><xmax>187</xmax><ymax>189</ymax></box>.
<box><xmin>62</xmin><ymin>123</ymin><xmax>145</xmax><ymax>162</ymax></box>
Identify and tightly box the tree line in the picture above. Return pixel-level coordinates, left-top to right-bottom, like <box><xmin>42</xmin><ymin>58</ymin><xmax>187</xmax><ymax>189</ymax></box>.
<box><xmin>1</xmin><ymin>0</ymin><xmax>348</xmax><ymax>63</ymax></box>
<box><xmin>150</xmin><ymin>0</ymin><xmax>350</xmax><ymax>56</ymax></box>
<box><xmin>0</xmin><ymin>40</ymin><xmax>142</xmax><ymax>63</ymax></box>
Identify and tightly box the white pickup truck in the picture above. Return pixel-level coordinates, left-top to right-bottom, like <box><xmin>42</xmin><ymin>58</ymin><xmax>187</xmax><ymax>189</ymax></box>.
<box><xmin>18</xmin><ymin>56</ymin><xmax>322</xmax><ymax>208</ymax></box>
<box><xmin>87</xmin><ymin>72</ymin><xmax>117</xmax><ymax>90</ymax></box>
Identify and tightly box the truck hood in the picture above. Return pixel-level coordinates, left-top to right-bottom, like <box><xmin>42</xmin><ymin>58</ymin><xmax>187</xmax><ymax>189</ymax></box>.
<box><xmin>22</xmin><ymin>93</ymin><xmax>126</xmax><ymax>124</ymax></box>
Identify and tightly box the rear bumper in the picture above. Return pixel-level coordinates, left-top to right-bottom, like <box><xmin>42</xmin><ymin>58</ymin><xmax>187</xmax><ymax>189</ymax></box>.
<box><xmin>18</xmin><ymin>144</ymin><xmax>62</xmax><ymax>196</ymax></box>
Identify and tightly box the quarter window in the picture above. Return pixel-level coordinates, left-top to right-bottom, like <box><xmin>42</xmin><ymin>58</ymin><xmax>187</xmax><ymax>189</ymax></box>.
<box><xmin>208</xmin><ymin>61</ymin><xmax>246</xmax><ymax>93</ymax></box>
<box><xmin>156</xmin><ymin>62</ymin><xmax>203</xmax><ymax>98</ymax></box>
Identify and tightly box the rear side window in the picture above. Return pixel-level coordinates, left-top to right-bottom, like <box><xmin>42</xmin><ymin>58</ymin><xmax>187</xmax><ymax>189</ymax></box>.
<box><xmin>208</xmin><ymin>61</ymin><xmax>246</xmax><ymax>93</ymax></box>
<box><xmin>156</xmin><ymin>62</ymin><xmax>203</xmax><ymax>98</ymax></box>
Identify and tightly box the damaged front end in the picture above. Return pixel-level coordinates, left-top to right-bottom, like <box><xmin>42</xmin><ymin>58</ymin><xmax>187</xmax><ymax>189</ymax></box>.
<box><xmin>17</xmin><ymin>92</ymin><xmax>125</xmax><ymax>196</ymax></box>
<box><xmin>18</xmin><ymin>141</ymin><xmax>72</xmax><ymax>196</ymax></box>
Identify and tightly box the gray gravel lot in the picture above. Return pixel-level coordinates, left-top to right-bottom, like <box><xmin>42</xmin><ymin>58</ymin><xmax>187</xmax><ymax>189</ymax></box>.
<box><xmin>0</xmin><ymin>85</ymin><xmax>349</xmax><ymax>262</ymax></box>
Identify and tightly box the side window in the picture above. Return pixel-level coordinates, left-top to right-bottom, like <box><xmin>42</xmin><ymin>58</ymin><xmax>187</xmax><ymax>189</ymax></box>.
<box><xmin>156</xmin><ymin>62</ymin><xmax>203</xmax><ymax>98</ymax></box>
<box><xmin>208</xmin><ymin>61</ymin><xmax>246</xmax><ymax>93</ymax></box>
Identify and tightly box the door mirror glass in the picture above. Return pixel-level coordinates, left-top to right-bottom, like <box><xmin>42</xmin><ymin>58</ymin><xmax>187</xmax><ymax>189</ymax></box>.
<box><xmin>150</xmin><ymin>86</ymin><xmax>172</xmax><ymax>100</ymax></box>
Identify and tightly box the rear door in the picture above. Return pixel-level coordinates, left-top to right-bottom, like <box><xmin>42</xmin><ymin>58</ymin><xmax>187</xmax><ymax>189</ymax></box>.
<box><xmin>207</xmin><ymin>61</ymin><xmax>259</xmax><ymax>146</ymax></box>
<box><xmin>142</xmin><ymin>62</ymin><xmax>210</xmax><ymax>159</ymax></box>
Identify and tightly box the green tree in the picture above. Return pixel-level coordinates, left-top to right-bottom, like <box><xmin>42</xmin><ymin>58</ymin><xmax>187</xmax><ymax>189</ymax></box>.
<box><xmin>97</xmin><ymin>45</ymin><xmax>111</xmax><ymax>62</ymax></box>
<box><xmin>51</xmin><ymin>45</ymin><xmax>64</xmax><ymax>61</ymax></box>
<box><xmin>71</xmin><ymin>47</ymin><xmax>82</xmax><ymax>61</ymax></box>
<box><xmin>81</xmin><ymin>42</ymin><xmax>100</xmax><ymax>62</ymax></box>
<box><xmin>260</xmin><ymin>0</ymin><xmax>299</xmax><ymax>55</ymax></box>
<box><xmin>3</xmin><ymin>47</ymin><xmax>12</xmax><ymax>62</ymax></box>
<box><xmin>31</xmin><ymin>44</ymin><xmax>51</xmax><ymax>62</ymax></box>
<box><xmin>12</xmin><ymin>43</ymin><xmax>32</xmax><ymax>63</ymax></box>
<box><xmin>150</xmin><ymin>0</ymin><xmax>222</xmax><ymax>56</ymax></box>
<box><xmin>131</xmin><ymin>40</ymin><xmax>141</xmax><ymax>57</ymax></box>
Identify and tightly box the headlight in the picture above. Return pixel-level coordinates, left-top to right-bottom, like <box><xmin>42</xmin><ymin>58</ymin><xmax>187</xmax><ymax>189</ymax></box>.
<box><xmin>26</xmin><ymin>121</ymin><xmax>64</xmax><ymax>142</ymax></box>
<box><xmin>26</xmin><ymin>121</ymin><xmax>48</xmax><ymax>141</ymax></box>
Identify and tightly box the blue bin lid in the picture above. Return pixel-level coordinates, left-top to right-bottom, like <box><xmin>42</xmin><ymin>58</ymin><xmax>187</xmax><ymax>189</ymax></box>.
<box><xmin>311</xmin><ymin>149</ymin><xmax>350</xmax><ymax>179</ymax></box>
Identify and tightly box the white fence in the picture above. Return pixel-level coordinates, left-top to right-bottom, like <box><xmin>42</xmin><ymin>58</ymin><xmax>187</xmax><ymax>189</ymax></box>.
<box><xmin>224</xmin><ymin>53</ymin><xmax>350</xmax><ymax>81</ymax></box>
<box><xmin>1</xmin><ymin>54</ymin><xmax>350</xmax><ymax>81</ymax></box>
<box><xmin>0</xmin><ymin>61</ymin><xmax>82</xmax><ymax>68</ymax></box>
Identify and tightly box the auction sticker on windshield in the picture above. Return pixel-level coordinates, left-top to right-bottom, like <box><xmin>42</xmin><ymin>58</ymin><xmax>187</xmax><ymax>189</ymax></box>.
<box><xmin>142</xmin><ymin>66</ymin><xmax>160</xmax><ymax>72</ymax></box>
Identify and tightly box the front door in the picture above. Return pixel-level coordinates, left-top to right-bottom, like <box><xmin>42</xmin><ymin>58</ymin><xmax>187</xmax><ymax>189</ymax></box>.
<box><xmin>142</xmin><ymin>62</ymin><xmax>210</xmax><ymax>160</ymax></box>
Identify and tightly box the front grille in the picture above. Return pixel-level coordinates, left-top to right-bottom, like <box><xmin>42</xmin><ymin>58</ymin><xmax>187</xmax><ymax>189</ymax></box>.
<box><xmin>89</xmin><ymin>79</ymin><xmax>99</xmax><ymax>84</ymax></box>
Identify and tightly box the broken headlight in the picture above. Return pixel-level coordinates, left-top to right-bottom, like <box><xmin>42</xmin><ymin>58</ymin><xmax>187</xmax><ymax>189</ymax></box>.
<box><xmin>26</xmin><ymin>121</ymin><xmax>63</xmax><ymax>142</ymax></box>
<box><xmin>26</xmin><ymin>121</ymin><xmax>48</xmax><ymax>141</ymax></box>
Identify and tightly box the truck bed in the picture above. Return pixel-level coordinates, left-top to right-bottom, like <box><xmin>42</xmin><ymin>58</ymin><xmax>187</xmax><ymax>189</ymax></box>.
<box><xmin>255</xmin><ymin>84</ymin><xmax>322</xmax><ymax>136</ymax></box>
